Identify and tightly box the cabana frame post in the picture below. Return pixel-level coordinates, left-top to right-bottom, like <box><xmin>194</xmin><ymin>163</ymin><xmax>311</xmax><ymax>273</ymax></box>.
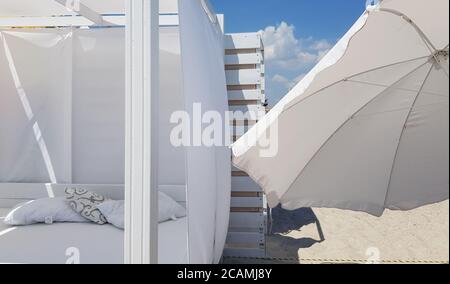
<box><xmin>124</xmin><ymin>0</ymin><xmax>159</xmax><ymax>264</ymax></box>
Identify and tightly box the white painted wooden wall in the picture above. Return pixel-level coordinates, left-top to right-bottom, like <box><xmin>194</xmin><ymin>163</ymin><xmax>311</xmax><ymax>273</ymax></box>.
<box><xmin>223</xmin><ymin>33</ymin><xmax>267</xmax><ymax>258</ymax></box>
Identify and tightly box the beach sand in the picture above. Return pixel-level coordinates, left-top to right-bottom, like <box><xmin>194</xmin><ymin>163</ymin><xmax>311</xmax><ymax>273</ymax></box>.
<box><xmin>224</xmin><ymin>201</ymin><xmax>449</xmax><ymax>264</ymax></box>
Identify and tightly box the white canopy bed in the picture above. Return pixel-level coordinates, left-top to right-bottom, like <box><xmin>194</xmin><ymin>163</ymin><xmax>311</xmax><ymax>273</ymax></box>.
<box><xmin>0</xmin><ymin>184</ymin><xmax>188</xmax><ymax>264</ymax></box>
<box><xmin>0</xmin><ymin>0</ymin><xmax>230</xmax><ymax>264</ymax></box>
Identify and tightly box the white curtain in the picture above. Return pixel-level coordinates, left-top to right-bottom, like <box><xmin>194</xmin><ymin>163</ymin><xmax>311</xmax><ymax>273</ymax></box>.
<box><xmin>158</xmin><ymin>27</ymin><xmax>186</xmax><ymax>187</ymax></box>
<box><xmin>0</xmin><ymin>28</ymin><xmax>125</xmax><ymax>184</ymax></box>
<box><xmin>179</xmin><ymin>0</ymin><xmax>231</xmax><ymax>264</ymax></box>
<box><xmin>0</xmin><ymin>30</ymin><xmax>72</xmax><ymax>183</ymax></box>
<box><xmin>72</xmin><ymin>28</ymin><xmax>125</xmax><ymax>184</ymax></box>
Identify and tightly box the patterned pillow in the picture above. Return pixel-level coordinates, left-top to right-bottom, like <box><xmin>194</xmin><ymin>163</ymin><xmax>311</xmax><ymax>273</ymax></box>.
<box><xmin>65</xmin><ymin>188</ymin><xmax>109</xmax><ymax>225</ymax></box>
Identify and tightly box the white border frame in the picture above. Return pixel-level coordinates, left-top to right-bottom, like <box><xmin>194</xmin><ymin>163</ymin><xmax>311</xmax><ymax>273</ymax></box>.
<box><xmin>124</xmin><ymin>0</ymin><xmax>159</xmax><ymax>264</ymax></box>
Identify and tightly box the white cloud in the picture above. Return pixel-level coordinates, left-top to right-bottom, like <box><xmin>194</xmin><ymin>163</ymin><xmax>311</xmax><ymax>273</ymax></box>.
<box><xmin>260</xmin><ymin>21</ymin><xmax>334</xmax><ymax>103</ymax></box>
<box><xmin>310</xmin><ymin>39</ymin><xmax>333</xmax><ymax>51</ymax></box>
<box><xmin>272</xmin><ymin>74</ymin><xmax>290</xmax><ymax>84</ymax></box>
<box><xmin>259</xmin><ymin>22</ymin><xmax>332</xmax><ymax>71</ymax></box>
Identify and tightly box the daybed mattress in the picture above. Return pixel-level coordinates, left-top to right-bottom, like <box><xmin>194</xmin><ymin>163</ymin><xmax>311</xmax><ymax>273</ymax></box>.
<box><xmin>0</xmin><ymin>208</ymin><xmax>187</xmax><ymax>264</ymax></box>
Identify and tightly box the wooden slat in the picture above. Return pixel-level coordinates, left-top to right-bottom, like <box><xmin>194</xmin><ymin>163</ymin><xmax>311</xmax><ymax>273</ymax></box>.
<box><xmin>224</xmin><ymin>244</ymin><xmax>261</xmax><ymax>250</ymax></box>
<box><xmin>225</xmin><ymin>64</ymin><xmax>257</xmax><ymax>70</ymax></box>
<box><xmin>227</xmin><ymin>84</ymin><xmax>257</xmax><ymax>91</ymax></box>
<box><xmin>231</xmin><ymin>207</ymin><xmax>263</xmax><ymax>213</ymax></box>
<box><xmin>225</xmin><ymin>48</ymin><xmax>257</xmax><ymax>55</ymax></box>
<box><xmin>228</xmin><ymin>100</ymin><xmax>259</xmax><ymax>106</ymax></box>
<box><xmin>232</xmin><ymin>191</ymin><xmax>259</xmax><ymax>197</ymax></box>
<box><xmin>225</xmin><ymin>243</ymin><xmax>262</xmax><ymax>249</ymax></box>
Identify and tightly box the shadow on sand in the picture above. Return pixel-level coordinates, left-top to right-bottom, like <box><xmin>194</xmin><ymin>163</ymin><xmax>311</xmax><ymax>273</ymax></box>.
<box><xmin>223</xmin><ymin>207</ymin><xmax>327</xmax><ymax>264</ymax></box>
<box><xmin>266</xmin><ymin>206</ymin><xmax>325</xmax><ymax>259</ymax></box>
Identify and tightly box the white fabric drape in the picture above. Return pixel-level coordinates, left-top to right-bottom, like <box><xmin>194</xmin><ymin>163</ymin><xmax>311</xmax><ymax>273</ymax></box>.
<box><xmin>159</xmin><ymin>27</ymin><xmax>186</xmax><ymax>187</ymax></box>
<box><xmin>232</xmin><ymin>0</ymin><xmax>449</xmax><ymax>217</ymax></box>
<box><xmin>72</xmin><ymin>28</ymin><xmax>125</xmax><ymax>184</ymax></box>
<box><xmin>179</xmin><ymin>0</ymin><xmax>231</xmax><ymax>264</ymax></box>
<box><xmin>0</xmin><ymin>29</ymin><xmax>125</xmax><ymax>185</ymax></box>
<box><xmin>0</xmin><ymin>30</ymin><xmax>72</xmax><ymax>183</ymax></box>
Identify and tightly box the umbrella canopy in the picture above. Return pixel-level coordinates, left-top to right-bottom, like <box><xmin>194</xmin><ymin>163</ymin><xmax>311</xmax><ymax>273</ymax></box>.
<box><xmin>232</xmin><ymin>0</ymin><xmax>449</xmax><ymax>216</ymax></box>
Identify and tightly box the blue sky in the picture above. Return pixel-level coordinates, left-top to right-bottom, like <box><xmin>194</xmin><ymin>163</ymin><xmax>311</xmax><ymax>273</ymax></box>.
<box><xmin>210</xmin><ymin>0</ymin><xmax>367</xmax><ymax>104</ymax></box>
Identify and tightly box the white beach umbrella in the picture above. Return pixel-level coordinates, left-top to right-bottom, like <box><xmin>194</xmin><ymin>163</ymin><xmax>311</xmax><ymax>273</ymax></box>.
<box><xmin>232</xmin><ymin>0</ymin><xmax>449</xmax><ymax>216</ymax></box>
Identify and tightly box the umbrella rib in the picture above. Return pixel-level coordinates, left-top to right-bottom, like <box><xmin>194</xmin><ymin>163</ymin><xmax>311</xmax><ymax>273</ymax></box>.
<box><xmin>356</xmin><ymin>102</ymin><xmax>449</xmax><ymax>119</ymax></box>
<box><xmin>383</xmin><ymin>64</ymin><xmax>434</xmax><ymax>208</ymax></box>
<box><xmin>280</xmin><ymin>61</ymin><xmax>431</xmax><ymax>201</ymax></box>
<box><xmin>346</xmin><ymin>79</ymin><xmax>446</xmax><ymax>96</ymax></box>
<box><xmin>283</xmin><ymin>56</ymin><xmax>429</xmax><ymax>114</ymax></box>
<box><xmin>348</xmin><ymin>79</ymin><xmax>448</xmax><ymax>99</ymax></box>
<box><xmin>282</xmin><ymin>7</ymin><xmax>446</xmax><ymax>115</ymax></box>
<box><xmin>378</xmin><ymin>8</ymin><xmax>437</xmax><ymax>53</ymax></box>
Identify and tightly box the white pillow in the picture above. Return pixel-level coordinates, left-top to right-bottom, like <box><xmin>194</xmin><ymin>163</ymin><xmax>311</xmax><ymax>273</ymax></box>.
<box><xmin>159</xmin><ymin>191</ymin><xmax>186</xmax><ymax>223</ymax></box>
<box><xmin>97</xmin><ymin>200</ymin><xmax>124</xmax><ymax>229</ymax></box>
<box><xmin>4</xmin><ymin>198</ymin><xmax>89</xmax><ymax>226</ymax></box>
<box><xmin>97</xmin><ymin>192</ymin><xmax>186</xmax><ymax>229</ymax></box>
